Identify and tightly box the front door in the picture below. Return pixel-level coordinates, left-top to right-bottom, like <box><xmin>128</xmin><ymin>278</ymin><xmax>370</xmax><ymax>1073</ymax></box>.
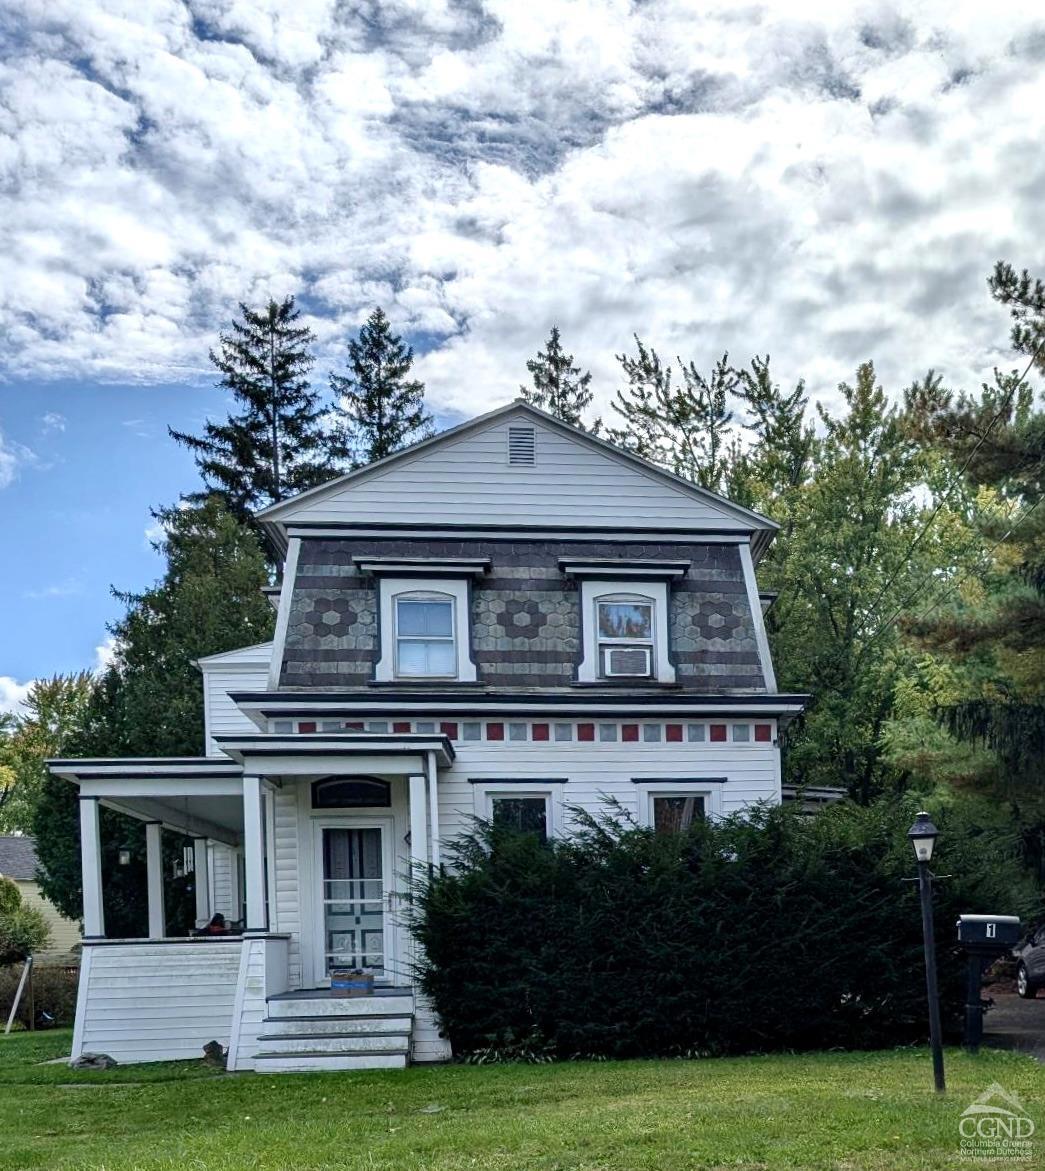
<box><xmin>313</xmin><ymin>821</ymin><xmax>394</xmax><ymax>983</ymax></box>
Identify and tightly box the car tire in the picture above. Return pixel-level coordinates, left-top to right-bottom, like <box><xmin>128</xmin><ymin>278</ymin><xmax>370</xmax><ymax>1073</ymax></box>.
<box><xmin>1017</xmin><ymin>963</ymin><xmax>1038</xmax><ymax>999</ymax></box>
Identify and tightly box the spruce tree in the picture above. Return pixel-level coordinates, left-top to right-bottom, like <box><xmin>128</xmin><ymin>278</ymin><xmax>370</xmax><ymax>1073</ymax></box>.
<box><xmin>170</xmin><ymin>296</ymin><xmax>331</xmax><ymax>517</ymax></box>
<box><xmin>329</xmin><ymin>308</ymin><xmax>433</xmax><ymax>467</ymax></box>
<box><xmin>520</xmin><ymin>326</ymin><xmax>594</xmax><ymax>427</ymax></box>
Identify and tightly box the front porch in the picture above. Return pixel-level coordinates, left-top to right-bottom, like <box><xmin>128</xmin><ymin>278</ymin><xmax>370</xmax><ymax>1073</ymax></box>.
<box><xmin>48</xmin><ymin>733</ymin><xmax>455</xmax><ymax>1069</ymax></box>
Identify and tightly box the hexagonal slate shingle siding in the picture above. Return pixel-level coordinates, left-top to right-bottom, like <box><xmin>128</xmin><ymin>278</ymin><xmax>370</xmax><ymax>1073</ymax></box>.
<box><xmin>280</xmin><ymin>539</ymin><xmax>764</xmax><ymax>691</ymax></box>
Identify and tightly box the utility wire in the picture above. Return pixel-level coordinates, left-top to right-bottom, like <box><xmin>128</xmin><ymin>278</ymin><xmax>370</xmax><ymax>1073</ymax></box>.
<box><xmin>862</xmin><ymin>494</ymin><xmax>1043</xmax><ymax>651</ymax></box>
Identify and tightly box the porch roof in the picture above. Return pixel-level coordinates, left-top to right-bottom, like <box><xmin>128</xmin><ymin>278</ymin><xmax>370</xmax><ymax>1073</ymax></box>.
<box><xmin>47</xmin><ymin>757</ymin><xmax>246</xmax><ymax>846</ymax></box>
<box><xmin>214</xmin><ymin>731</ymin><xmax>455</xmax><ymax>775</ymax></box>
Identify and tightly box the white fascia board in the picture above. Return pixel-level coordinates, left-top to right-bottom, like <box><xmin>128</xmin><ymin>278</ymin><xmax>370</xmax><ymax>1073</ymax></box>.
<box><xmin>197</xmin><ymin>641</ymin><xmax>275</xmax><ymax>670</ymax></box>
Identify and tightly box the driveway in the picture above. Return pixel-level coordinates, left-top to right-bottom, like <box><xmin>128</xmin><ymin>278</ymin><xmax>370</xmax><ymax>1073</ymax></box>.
<box><xmin>982</xmin><ymin>989</ymin><xmax>1045</xmax><ymax>1063</ymax></box>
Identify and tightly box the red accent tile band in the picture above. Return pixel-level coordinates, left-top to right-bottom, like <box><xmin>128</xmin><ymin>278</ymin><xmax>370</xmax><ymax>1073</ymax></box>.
<box><xmin>440</xmin><ymin>722</ymin><xmax>458</xmax><ymax>740</ymax></box>
<box><xmin>577</xmin><ymin>722</ymin><xmax>595</xmax><ymax>741</ymax></box>
<box><xmin>755</xmin><ymin>724</ymin><xmax>772</xmax><ymax>742</ymax></box>
<box><xmin>393</xmin><ymin>722</ymin><xmax>411</xmax><ymax>734</ymax></box>
<box><xmin>666</xmin><ymin>724</ymin><xmax>683</xmax><ymax>742</ymax></box>
<box><xmin>532</xmin><ymin>723</ymin><xmax>549</xmax><ymax>741</ymax></box>
<box><xmin>486</xmin><ymin>722</ymin><xmax>504</xmax><ymax>741</ymax></box>
<box><xmin>622</xmin><ymin>724</ymin><xmax>639</xmax><ymax>742</ymax></box>
<box><xmin>298</xmin><ymin>721</ymin><xmax>316</xmax><ymax>733</ymax></box>
<box><xmin>710</xmin><ymin>724</ymin><xmax>727</xmax><ymax>742</ymax></box>
<box><xmin>344</xmin><ymin>721</ymin><xmax>364</xmax><ymax>731</ymax></box>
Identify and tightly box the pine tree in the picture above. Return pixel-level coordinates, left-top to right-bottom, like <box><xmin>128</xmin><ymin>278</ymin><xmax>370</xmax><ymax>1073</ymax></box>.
<box><xmin>330</xmin><ymin>308</ymin><xmax>433</xmax><ymax>467</ymax></box>
<box><xmin>520</xmin><ymin>326</ymin><xmax>594</xmax><ymax>427</ymax></box>
<box><xmin>169</xmin><ymin>297</ymin><xmax>332</xmax><ymax>517</ymax></box>
<box><xmin>607</xmin><ymin>337</ymin><xmax>738</xmax><ymax>491</ymax></box>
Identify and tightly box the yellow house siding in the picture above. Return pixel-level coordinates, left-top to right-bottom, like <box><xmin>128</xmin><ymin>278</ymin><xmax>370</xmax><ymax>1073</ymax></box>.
<box><xmin>15</xmin><ymin>880</ymin><xmax>80</xmax><ymax>961</ymax></box>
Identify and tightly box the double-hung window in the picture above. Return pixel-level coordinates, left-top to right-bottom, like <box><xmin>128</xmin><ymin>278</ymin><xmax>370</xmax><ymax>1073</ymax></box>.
<box><xmin>395</xmin><ymin>594</ymin><xmax>455</xmax><ymax>678</ymax></box>
<box><xmin>650</xmin><ymin>793</ymin><xmax>705</xmax><ymax>834</ymax></box>
<box><xmin>597</xmin><ymin>596</ymin><xmax>655</xmax><ymax>679</ymax></box>
<box><xmin>491</xmin><ymin>796</ymin><xmax>549</xmax><ymax>842</ymax></box>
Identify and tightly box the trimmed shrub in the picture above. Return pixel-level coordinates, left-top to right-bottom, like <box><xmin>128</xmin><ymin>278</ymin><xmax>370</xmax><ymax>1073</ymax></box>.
<box><xmin>0</xmin><ymin>877</ymin><xmax>50</xmax><ymax>965</ymax></box>
<box><xmin>410</xmin><ymin>797</ymin><xmax>1040</xmax><ymax>1059</ymax></box>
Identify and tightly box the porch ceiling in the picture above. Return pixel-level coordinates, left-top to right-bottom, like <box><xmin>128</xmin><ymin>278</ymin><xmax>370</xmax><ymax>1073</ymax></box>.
<box><xmin>47</xmin><ymin>757</ymin><xmax>246</xmax><ymax>846</ymax></box>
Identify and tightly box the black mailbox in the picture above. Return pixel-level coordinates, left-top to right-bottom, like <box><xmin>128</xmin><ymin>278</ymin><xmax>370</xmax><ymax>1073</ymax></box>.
<box><xmin>957</xmin><ymin>914</ymin><xmax>1022</xmax><ymax>1054</ymax></box>
<box><xmin>957</xmin><ymin>914</ymin><xmax>1022</xmax><ymax>949</ymax></box>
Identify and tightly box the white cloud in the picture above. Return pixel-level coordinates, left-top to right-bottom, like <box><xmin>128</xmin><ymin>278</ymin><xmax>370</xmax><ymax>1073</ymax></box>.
<box><xmin>0</xmin><ymin>1</ymin><xmax>1043</xmax><ymax>419</ymax></box>
<box><xmin>93</xmin><ymin>636</ymin><xmax>117</xmax><ymax>673</ymax></box>
<box><xmin>0</xmin><ymin>426</ymin><xmax>37</xmax><ymax>488</ymax></box>
<box><xmin>0</xmin><ymin>677</ymin><xmax>32</xmax><ymax>718</ymax></box>
<box><xmin>40</xmin><ymin>411</ymin><xmax>66</xmax><ymax>433</ymax></box>
<box><xmin>22</xmin><ymin>578</ymin><xmax>81</xmax><ymax>599</ymax></box>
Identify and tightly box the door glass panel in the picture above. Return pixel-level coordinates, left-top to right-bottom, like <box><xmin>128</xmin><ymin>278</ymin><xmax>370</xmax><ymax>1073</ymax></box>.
<box><xmin>322</xmin><ymin>827</ymin><xmax>384</xmax><ymax>976</ymax></box>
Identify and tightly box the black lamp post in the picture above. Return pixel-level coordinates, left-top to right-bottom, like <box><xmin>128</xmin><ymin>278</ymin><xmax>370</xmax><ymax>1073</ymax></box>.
<box><xmin>908</xmin><ymin>811</ymin><xmax>945</xmax><ymax>1093</ymax></box>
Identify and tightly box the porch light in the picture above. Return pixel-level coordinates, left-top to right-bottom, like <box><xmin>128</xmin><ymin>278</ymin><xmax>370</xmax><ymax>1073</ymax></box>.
<box><xmin>907</xmin><ymin>811</ymin><xmax>939</xmax><ymax>863</ymax></box>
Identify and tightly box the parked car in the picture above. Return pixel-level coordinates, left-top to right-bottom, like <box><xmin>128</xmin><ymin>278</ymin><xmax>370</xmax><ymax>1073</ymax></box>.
<box><xmin>1013</xmin><ymin>924</ymin><xmax>1045</xmax><ymax>997</ymax></box>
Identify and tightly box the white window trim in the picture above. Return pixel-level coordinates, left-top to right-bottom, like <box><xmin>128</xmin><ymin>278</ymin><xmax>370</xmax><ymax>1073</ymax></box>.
<box><xmin>473</xmin><ymin>782</ymin><xmax>564</xmax><ymax>838</ymax></box>
<box><xmin>375</xmin><ymin>577</ymin><xmax>476</xmax><ymax>683</ymax></box>
<box><xmin>577</xmin><ymin>579</ymin><xmax>674</xmax><ymax>684</ymax></box>
<box><xmin>634</xmin><ymin>782</ymin><xmax>723</xmax><ymax>826</ymax></box>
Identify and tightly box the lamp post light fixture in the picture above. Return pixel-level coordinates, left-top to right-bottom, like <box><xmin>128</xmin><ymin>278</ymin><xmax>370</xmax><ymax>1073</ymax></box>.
<box><xmin>908</xmin><ymin>811</ymin><xmax>945</xmax><ymax>1093</ymax></box>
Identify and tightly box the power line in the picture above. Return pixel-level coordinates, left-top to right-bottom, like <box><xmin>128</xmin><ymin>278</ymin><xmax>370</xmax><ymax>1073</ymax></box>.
<box><xmin>862</xmin><ymin>494</ymin><xmax>1043</xmax><ymax>651</ymax></box>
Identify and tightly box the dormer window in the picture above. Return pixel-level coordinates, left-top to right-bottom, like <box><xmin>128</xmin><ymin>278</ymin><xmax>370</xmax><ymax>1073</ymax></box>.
<box><xmin>395</xmin><ymin>593</ymin><xmax>455</xmax><ymax>677</ymax></box>
<box><xmin>575</xmin><ymin>579</ymin><xmax>675</xmax><ymax>684</ymax></box>
<box><xmin>597</xmin><ymin>597</ymin><xmax>654</xmax><ymax>678</ymax></box>
<box><xmin>373</xmin><ymin>576</ymin><xmax>477</xmax><ymax>683</ymax></box>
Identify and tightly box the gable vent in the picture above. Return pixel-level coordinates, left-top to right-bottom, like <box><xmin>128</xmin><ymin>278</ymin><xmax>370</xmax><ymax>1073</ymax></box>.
<box><xmin>507</xmin><ymin>425</ymin><xmax>536</xmax><ymax>466</ymax></box>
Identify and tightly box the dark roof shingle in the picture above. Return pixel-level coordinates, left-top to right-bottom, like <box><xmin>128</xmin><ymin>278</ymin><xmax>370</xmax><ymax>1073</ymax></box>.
<box><xmin>0</xmin><ymin>835</ymin><xmax>39</xmax><ymax>881</ymax></box>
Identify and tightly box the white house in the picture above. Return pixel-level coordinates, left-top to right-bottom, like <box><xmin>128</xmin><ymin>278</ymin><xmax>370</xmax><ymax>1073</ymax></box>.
<box><xmin>50</xmin><ymin>401</ymin><xmax>807</xmax><ymax>1072</ymax></box>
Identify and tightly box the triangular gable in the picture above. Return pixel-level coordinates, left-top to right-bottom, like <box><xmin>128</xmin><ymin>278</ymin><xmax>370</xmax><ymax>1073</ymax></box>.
<box><xmin>257</xmin><ymin>401</ymin><xmax>776</xmax><ymax>543</ymax></box>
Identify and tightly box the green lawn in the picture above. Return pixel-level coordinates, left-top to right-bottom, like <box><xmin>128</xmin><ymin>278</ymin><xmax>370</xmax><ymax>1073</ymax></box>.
<box><xmin>1</xmin><ymin>1030</ymin><xmax>1043</xmax><ymax>1170</ymax></box>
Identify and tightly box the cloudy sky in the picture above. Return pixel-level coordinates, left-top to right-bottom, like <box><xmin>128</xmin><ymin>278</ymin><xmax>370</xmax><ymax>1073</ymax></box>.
<box><xmin>1</xmin><ymin>0</ymin><xmax>1044</xmax><ymax>709</ymax></box>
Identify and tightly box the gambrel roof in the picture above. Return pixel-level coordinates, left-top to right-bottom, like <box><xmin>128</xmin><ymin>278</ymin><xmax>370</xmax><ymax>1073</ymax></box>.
<box><xmin>257</xmin><ymin>401</ymin><xmax>778</xmax><ymax>559</ymax></box>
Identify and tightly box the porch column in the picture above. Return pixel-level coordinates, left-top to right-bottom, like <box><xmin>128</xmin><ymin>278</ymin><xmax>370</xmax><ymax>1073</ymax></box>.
<box><xmin>79</xmin><ymin>796</ymin><xmax>105</xmax><ymax>938</ymax></box>
<box><xmin>409</xmin><ymin>774</ymin><xmax>428</xmax><ymax>871</ymax></box>
<box><xmin>426</xmin><ymin>751</ymin><xmax>441</xmax><ymax>869</ymax></box>
<box><xmin>243</xmin><ymin>774</ymin><xmax>267</xmax><ymax>932</ymax></box>
<box><xmin>145</xmin><ymin>821</ymin><xmax>166</xmax><ymax>939</ymax></box>
<box><xmin>193</xmin><ymin>838</ymin><xmax>210</xmax><ymax>926</ymax></box>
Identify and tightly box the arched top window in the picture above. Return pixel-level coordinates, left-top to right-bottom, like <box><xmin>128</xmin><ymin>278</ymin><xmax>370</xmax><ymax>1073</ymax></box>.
<box><xmin>394</xmin><ymin>590</ymin><xmax>456</xmax><ymax>678</ymax></box>
<box><xmin>596</xmin><ymin>593</ymin><xmax>654</xmax><ymax>679</ymax></box>
<box><xmin>311</xmin><ymin>777</ymin><xmax>391</xmax><ymax>809</ymax></box>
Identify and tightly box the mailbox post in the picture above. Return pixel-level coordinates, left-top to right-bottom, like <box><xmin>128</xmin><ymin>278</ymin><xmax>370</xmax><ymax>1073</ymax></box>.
<box><xmin>956</xmin><ymin>914</ymin><xmax>1021</xmax><ymax>1053</ymax></box>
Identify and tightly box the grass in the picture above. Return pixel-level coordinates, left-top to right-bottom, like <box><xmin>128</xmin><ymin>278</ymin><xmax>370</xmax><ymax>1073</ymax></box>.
<box><xmin>1</xmin><ymin>1030</ymin><xmax>1043</xmax><ymax>1170</ymax></box>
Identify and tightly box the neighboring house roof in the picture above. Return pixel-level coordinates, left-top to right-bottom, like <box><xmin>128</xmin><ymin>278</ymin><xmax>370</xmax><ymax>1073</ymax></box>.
<box><xmin>0</xmin><ymin>835</ymin><xmax>39</xmax><ymax>881</ymax></box>
<box><xmin>254</xmin><ymin>400</ymin><xmax>779</xmax><ymax>560</ymax></box>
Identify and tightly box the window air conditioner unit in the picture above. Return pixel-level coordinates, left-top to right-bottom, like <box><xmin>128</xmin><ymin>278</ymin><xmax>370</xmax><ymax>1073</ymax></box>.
<box><xmin>603</xmin><ymin>646</ymin><xmax>652</xmax><ymax>678</ymax></box>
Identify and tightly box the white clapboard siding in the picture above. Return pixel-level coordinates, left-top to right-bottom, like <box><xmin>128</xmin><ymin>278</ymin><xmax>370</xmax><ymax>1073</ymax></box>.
<box><xmin>282</xmin><ymin>414</ymin><xmax>753</xmax><ymax>531</ymax></box>
<box><xmin>435</xmin><ymin>738</ymin><xmax>781</xmax><ymax>846</ymax></box>
<box><xmin>72</xmin><ymin>941</ymin><xmax>242</xmax><ymax>1064</ymax></box>
<box><xmin>226</xmin><ymin>936</ymin><xmax>290</xmax><ymax>1071</ymax></box>
<box><xmin>199</xmin><ymin>642</ymin><xmax>273</xmax><ymax>756</ymax></box>
<box><xmin>208</xmin><ymin>843</ymin><xmax>237</xmax><ymax>920</ymax></box>
<box><xmin>273</xmin><ymin>789</ymin><xmax>301</xmax><ymax>987</ymax></box>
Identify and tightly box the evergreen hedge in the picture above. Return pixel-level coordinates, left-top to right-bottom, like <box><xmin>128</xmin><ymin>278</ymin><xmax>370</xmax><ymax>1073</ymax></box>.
<box><xmin>410</xmin><ymin>798</ymin><xmax>1040</xmax><ymax>1060</ymax></box>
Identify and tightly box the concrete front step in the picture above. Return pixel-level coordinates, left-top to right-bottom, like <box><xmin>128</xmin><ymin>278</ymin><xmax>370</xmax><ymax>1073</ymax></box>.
<box><xmin>267</xmin><ymin>994</ymin><xmax>414</xmax><ymax>1019</ymax></box>
<box><xmin>260</xmin><ymin>1014</ymin><xmax>413</xmax><ymax>1038</ymax></box>
<box><xmin>256</xmin><ymin>1032</ymin><xmax>411</xmax><ymax>1055</ymax></box>
<box><xmin>254</xmin><ymin>1051</ymin><xmax>409</xmax><ymax>1073</ymax></box>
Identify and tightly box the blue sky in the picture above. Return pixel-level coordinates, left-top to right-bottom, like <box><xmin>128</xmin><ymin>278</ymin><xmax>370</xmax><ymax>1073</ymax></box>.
<box><xmin>2</xmin><ymin>1</ymin><xmax>1044</xmax><ymax>709</ymax></box>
